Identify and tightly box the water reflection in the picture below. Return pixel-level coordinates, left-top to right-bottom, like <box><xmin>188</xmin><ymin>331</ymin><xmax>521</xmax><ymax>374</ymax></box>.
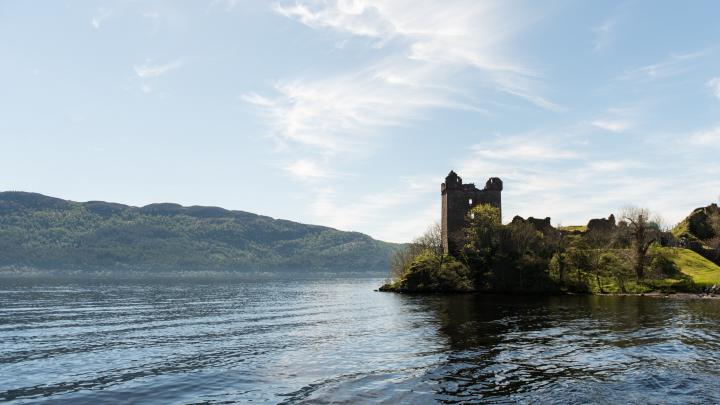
<box><xmin>415</xmin><ymin>294</ymin><xmax>720</xmax><ymax>403</ymax></box>
<box><xmin>1</xmin><ymin>279</ymin><xmax>719</xmax><ymax>404</ymax></box>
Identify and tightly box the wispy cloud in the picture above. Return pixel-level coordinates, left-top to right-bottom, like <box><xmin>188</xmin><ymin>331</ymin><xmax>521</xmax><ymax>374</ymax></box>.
<box><xmin>456</xmin><ymin>130</ymin><xmax>719</xmax><ymax>228</ymax></box>
<box><xmin>211</xmin><ymin>0</ymin><xmax>244</xmax><ymax>12</ymax></box>
<box><xmin>689</xmin><ymin>126</ymin><xmax>720</xmax><ymax>146</ymax></box>
<box><xmin>285</xmin><ymin>159</ymin><xmax>335</xmax><ymax>180</ymax></box>
<box><xmin>305</xmin><ymin>175</ymin><xmax>439</xmax><ymax>242</ymax></box>
<box><xmin>591</xmin><ymin>119</ymin><xmax>632</xmax><ymax>133</ymax></box>
<box><xmin>618</xmin><ymin>51</ymin><xmax>706</xmax><ymax>81</ymax></box>
<box><xmin>588</xmin><ymin>160</ymin><xmax>644</xmax><ymax>172</ymax></box>
<box><xmin>244</xmin><ymin>69</ymin><xmax>484</xmax><ymax>154</ymax></box>
<box><xmin>590</xmin><ymin>105</ymin><xmax>638</xmax><ymax>133</ymax></box>
<box><xmin>470</xmin><ymin>133</ymin><xmax>580</xmax><ymax>161</ymax></box>
<box><xmin>708</xmin><ymin>77</ymin><xmax>720</xmax><ymax>99</ymax></box>
<box><xmin>133</xmin><ymin>59</ymin><xmax>184</xmax><ymax>78</ymax></box>
<box><xmin>246</xmin><ymin>0</ymin><xmax>560</xmax><ymax>157</ymax></box>
<box><xmin>91</xmin><ymin>8</ymin><xmax>113</xmax><ymax>29</ymax></box>
<box><xmin>592</xmin><ymin>18</ymin><xmax>616</xmax><ymax>52</ymax></box>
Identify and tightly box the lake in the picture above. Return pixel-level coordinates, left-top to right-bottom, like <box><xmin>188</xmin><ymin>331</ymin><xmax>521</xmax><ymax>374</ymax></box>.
<box><xmin>1</xmin><ymin>277</ymin><xmax>719</xmax><ymax>404</ymax></box>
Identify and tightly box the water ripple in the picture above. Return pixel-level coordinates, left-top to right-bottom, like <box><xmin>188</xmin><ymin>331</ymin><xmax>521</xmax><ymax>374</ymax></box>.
<box><xmin>1</xmin><ymin>280</ymin><xmax>720</xmax><ymax>404</ymax></box>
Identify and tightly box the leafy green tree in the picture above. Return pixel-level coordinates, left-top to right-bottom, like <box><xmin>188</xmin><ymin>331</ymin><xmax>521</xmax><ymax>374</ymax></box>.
<box><xmin>397</xmin><ymin>252</ymin><xmax>473</xmax><ymax>292</ymax></box>
<box><xmin>389</xmin><ymin>223</ymin><xmax>443</xmax><ymax>281</ymax></box>
<box><xmin>462</xmin><ymin>204</ymin><xmax>502</xmax><ymax>269</ymax></box>
<box><xmin>582</xmin><ymin>228</ymin><xmax>616</xmax><ymax>293</ymax></box>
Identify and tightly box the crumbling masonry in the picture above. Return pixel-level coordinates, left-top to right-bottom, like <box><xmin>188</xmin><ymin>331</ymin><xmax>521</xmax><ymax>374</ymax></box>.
<box><xmin>441</xmin><ymin>171</ymin><xmax>503</xmax><ymax>254</ymax></box>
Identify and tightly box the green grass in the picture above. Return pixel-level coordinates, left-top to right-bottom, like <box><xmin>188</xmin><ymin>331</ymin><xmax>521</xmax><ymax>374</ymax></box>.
<box><xmin>671</xmin><ymin>219</ymin><xmax>690</xmax><ymax>238</ymax></box>
<box><xmin>661</xmin><ymin>247</ymin><xmax>720</xmax><ymax>286</ymax></box>
<box><xmin>578</xmin><ymin>248</ymin><xmax>720</xmax><ymax>294</ymax></box>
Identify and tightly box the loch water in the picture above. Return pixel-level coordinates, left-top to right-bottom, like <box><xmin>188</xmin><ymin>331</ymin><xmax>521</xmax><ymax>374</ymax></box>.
<box><xmin>1</xmin><ymin>277</ymin><xmax>720</xmax><ymax>404</ymax></box>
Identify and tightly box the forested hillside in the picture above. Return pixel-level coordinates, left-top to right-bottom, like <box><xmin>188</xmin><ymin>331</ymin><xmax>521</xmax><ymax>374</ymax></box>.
<box><xmin>0</xmin><ymin>192</ymin><xmax>401</xmax><ymax>274</ymax></box>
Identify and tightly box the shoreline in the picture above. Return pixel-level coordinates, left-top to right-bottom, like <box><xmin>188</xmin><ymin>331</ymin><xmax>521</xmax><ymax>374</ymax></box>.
<box><xmin>378</xmin><ymin>287</ymin><xmax>720</xmax><ymax>300</ymax></box>
<box><xmin>600</xmin><ymin>291</ymin><xmax>720</xmax><ymax>300</ymax></box>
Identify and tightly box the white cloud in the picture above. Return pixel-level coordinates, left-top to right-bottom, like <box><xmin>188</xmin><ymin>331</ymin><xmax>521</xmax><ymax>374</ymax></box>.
<box><xmin>689</xmin><ymin>126</ymin><xmax>720</xmax><ymax>146</ymax></box>
<box><xmin>285</xmin><ymin>159</ymin><xmax>335</xmax><ymax>180</ymax></box>
<box><xmin>305</xmin><ymin>176</ymin><xmax>439</xmax><ymax>242</ymax></box>
<box><xmin>244</xmin><ymin>70</ymin><xmax>483</xmax><ymax>153</ymax></box>
<box><xmin>133</xmin><ymin>59</ymin><xmax>184</xmax><ymax>78</ymax></box>
<box><xmin>247</xmin><ymin>0</ymin><xmax>560</xmax><ymax>156</ymax></box>
<box><xmin>591</xmin><ymin>119</ymin><xmax>632</xmax><ymax>133</ymax></box>
<box><xmin>470</xmin><ymin>133</ymin><xmax>580</xmax><ymax>161</ymax></box>
<box><xmin>592</xmin><ymin>19</ymin><xmax>616</xmax><ymax>52</ymax></box>
<box><xmin>590</xmin><ymin>105</ymin><xmax>638</xmax><ymax>133</ymax></box>
<box><xmin>212</xmin><ymin>0</ymin><xmax>245</xmax><ymax>11</ymax></box>
<box><xmin>588</xmin><ymin>160</ymin><xmax>644</xmax><ymax>172</ymax></box>
<box><xmin>708</xmin><ymin>77</ymin><xmax>720</xmax><ymax>99</ymax></box>
<box><xmin>618</xmin><ymin>51</ymin><xmax>706</xmax><ymax>81</ymax></box>
<box><xmin>452</xmin><ymin>130</ymin><xmax>719</xmax><ymax>229</ymax></box>
<box><xmin>91</xmin><ymin>8</ymin><xmax>112</xmax><ymax>29</ymax></box>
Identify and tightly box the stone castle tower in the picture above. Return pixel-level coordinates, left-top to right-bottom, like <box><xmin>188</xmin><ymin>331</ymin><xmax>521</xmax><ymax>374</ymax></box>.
<box><xmin>441</xmin><ymin>171</ymin><xmax>503</xmax><ymax>254</ymax></box>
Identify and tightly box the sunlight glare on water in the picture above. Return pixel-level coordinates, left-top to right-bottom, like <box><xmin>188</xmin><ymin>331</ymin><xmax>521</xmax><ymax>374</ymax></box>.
<box><xmin>1</xmin><ymin>278</ymin><xmax>720</xmax><ymax>404</ymax></box>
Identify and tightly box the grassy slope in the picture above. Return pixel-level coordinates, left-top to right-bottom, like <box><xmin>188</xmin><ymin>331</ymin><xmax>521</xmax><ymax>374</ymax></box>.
<box><xmin>671</xmin><ymin>219</ymin><xmax>690</xmax><ymax>238</ymax></box>
<box><xmin>588</xmin><ymin>248</ymin><xmax>720</xmax><ymax>294</ymax></box>
<box><xmin>664</xmin><ymin>248</ymin><xmax>720</xmax><ymax>286</ymax></box>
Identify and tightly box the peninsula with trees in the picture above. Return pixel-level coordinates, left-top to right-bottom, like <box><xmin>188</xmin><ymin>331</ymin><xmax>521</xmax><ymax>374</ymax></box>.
<box><xmin>381</xmin><ymin>171</ymin><xmax>720</xmax><ymax>294</ymax></box>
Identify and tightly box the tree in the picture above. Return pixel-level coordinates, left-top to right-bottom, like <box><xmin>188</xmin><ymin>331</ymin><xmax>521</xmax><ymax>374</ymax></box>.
<box><xmin>415</xmin><ymin>222</ymin><xmax>443</xmax><ymax>258</ymax></box>
<box><xmin>547</xmin><ymin>225</ymin><xmax>569</xmax><ymax>283</ymax></box>
<box><xmin>709</xmin><ymin>211</ymin><xmax>720</xmax><ymax>237</ymax></box>
<box><xmin>506</xmin><ymin>221</ymin><xmax>542</xmax><ymax>256</ymax></box>
<box><xmin>389</xmin><ymin>246</ymin><xmax>420</xmax><ymax>281</ymax></box>
<box><xmin>462</xmin><ymin>204</ymin><xmax>503</xmax><ymax>268</ymax></box>
<box><xmin>708</xmin><ymin>210</ymin><xmax>720</xmax><ymax>261</ymax></box>
<box><xmin>582</xmin><ymin>227</ymin><xmax>616</xmax><ymax>293</ymax></box>
<box><xmin>389</xmin><ymin>223</ymin><xmax>443</xmax><ymax>281</ymax></box>
<box><xmin>621</xmin><ymin>207</ymin><xmax>660</xmax><ymax>281</ymax></box>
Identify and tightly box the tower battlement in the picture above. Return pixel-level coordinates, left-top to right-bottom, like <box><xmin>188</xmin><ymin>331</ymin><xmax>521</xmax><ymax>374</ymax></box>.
<box><xmin>441</xmin><ymin>171</ymin><xmax>502</xmax><ymax>254</ymax></box>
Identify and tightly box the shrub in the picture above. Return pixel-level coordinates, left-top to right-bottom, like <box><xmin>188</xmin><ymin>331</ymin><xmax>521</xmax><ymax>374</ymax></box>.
<box><xmin>648</xmin><ymin>247</ymin><xmax>681</xmax><ymax>277</ymax></box>
<box><xmin>391</xmin><ymin>253</ymin><xmax>474</xmax><ymax>292</ymax></box>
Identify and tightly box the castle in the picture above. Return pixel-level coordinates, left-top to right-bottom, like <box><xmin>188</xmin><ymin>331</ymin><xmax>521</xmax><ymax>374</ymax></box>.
<box><xmin>441</xmin><ymin>171</ymin><xmax>503</xmax><ymax>254</ymax></box>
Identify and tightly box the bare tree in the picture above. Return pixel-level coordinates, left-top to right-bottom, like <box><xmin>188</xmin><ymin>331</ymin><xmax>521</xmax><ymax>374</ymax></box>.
<box><xmin>414</xmin><ymin>222</ymin><xmax>443</xmax><ymax>257</ymax></box>
<box><xmin>622</xmin><ymin>207</ymin><xmax>660</xmax><ymax>281</ymax></box>
<box><xmin>389</xmin><ymin>247</ymin><xmax>417</xmax><ymax>281</ymax></box>
<box><xmin>389</xmin><ymin>223</ymin><xmax>443</xmax><ymax>281</ymax></box>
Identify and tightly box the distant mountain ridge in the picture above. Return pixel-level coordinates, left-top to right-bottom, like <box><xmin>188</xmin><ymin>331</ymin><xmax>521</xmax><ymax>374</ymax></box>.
<box><xmin>0</xmin><ymin>191</ymin><xmax>401</xmax><ymax>274</ymax></box>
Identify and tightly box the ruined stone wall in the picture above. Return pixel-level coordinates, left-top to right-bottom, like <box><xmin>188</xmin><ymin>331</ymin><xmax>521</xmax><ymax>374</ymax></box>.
<box><xmin>441</xmin><ymin>171</ymin><xmax>502</xmax><ymax>254</ymax></box>
<box><xmin>587</xmin><ymin>214</ymin><xmax>616</xmax><ymax>233</ymax></box>
<box><xmin>511</xmin><ymin>216</ymin><xmax>556</xmax><ymax>235</ymax></box>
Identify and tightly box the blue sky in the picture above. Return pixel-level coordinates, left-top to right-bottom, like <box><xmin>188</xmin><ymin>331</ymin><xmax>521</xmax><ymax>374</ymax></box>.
<box><xmin>2</xmin><ymin>0</ymin><xmax>720</xmax><ymax>243</ymax></box>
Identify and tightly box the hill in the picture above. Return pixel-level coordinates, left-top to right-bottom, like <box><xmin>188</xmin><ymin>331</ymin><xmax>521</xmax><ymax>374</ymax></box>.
<box><xmin>0</xmin><ymin>192</ymin><xmax>402</xmax><ymax>275</ymax></box>
<box><xmin>672</xmin><ymin>203</ymin><xmax>719</xmax><ymax>240</ymax></box>
<box><xmin>666</xmin><ymin>248</ymin><xmax>720</xmax><ymax>287</ymax></box>
<box><xmin>671</xmin><ymin>203</ymin><xmax>720</xmax><ymax>266</ymax></box>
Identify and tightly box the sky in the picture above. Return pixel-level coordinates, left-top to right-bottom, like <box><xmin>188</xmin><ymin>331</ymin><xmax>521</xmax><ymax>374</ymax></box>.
<box><xmin>1</xmin><ymin>0</ymin><xmax>720</xmax><ymax>243</ymax></box>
